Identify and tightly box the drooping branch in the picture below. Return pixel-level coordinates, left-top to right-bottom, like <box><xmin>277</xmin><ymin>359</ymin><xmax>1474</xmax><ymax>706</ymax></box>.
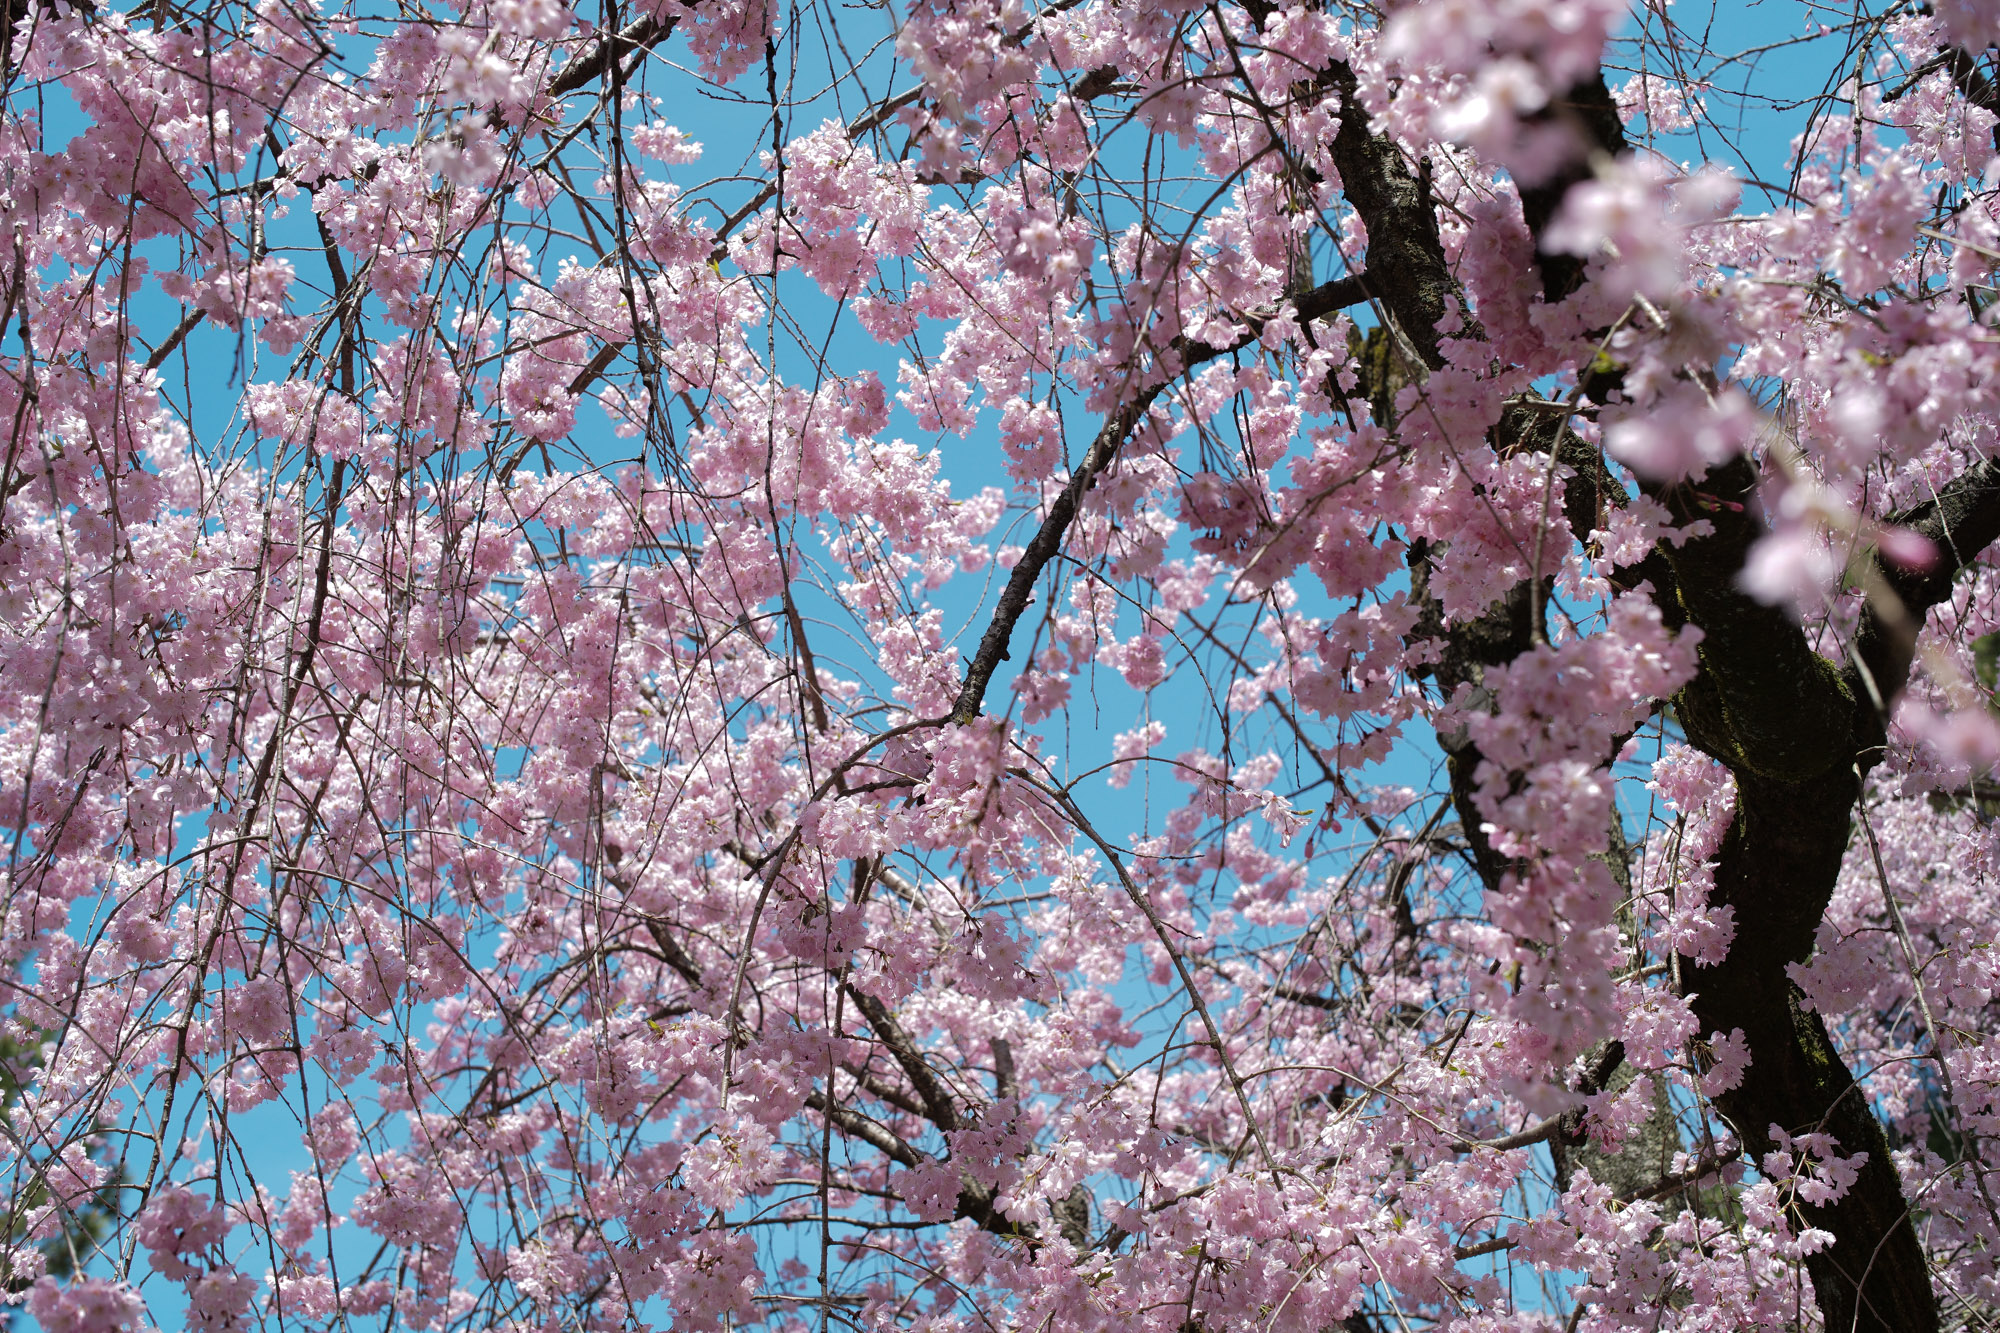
<box><xmin>1945</xmin><ymin>46</ymin><xmax>2000</xmax><ymax>152</ymax></box>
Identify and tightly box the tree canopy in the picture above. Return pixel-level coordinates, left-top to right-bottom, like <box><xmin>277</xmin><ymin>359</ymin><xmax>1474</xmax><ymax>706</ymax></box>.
<box><xmin>2</xmin><ymin>0</ymin><xmax>1999</xmax><ymax>1329</ymax></box>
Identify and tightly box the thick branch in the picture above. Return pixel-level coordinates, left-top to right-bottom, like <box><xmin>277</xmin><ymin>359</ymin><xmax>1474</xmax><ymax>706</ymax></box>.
<box><xmin>1690</xmin><ymin>764</ymin><xmax>1934</xmax><ymax>1333</ymax></box>
<box><xmin>549</xmin><ymin>13</ymin><xmax>679</xmax><ymax>97</ymax></box>
<box><xmin>804</xmin><ymin>1089</ymin><xmax>922</xmax><ymax>1167</ymax></box>
<box><xmin>1651</xmin><ymin>458</ymin><xmax>1859</xmax><ymax>780</ymax></box>
<box><xmin>841</xmin><ymin>983</ymin><xmax>962</xmax><ymax>1133</ymax></box>
<box><xmin>1641</xmin><ymin>456</ymin><xmax>2000</xmax><ymax>1333</ymax></box>
<box><xmin>946</xmin><ymin>271</ymin><xmax>1369</xmax><ymax>724</ymax></box>
<box><xmin>1850</xmin><ymin>456</ymin><xmax>2000</xmax><ymax>732</ymax></box>
<box><xmin>1328</xmin><ymin>64</ymin><xmax>1448</xmax><ymax>372</ymax></box>
<box><xmin>1514</xmin><ymin>73</ymin><xmax>1630</xmax><ymax>304</ymax></box>
<box><xmin>642</xmin><ymin>917</ymin><xmax>705</xmax><ymax>989</ymax></box>
<box><xmin>1625</xmin><ymin>454</ymin><xmax>2000</xmax><ymax>1333</ymax></box>
<box><xmin>1324</xmin><ymin>63</ymin><xmax>1541</xmax><ymax>896</ymax></box>
<box><xmin>1328</xmin><ymin>37</ymin><xmax>1952</xmax><ymax>1330</ymax></box>
<box><xmin>802</xmin><ymin>1092</ymin><xmax>1017</xmax><ymax>1237</ymax></box>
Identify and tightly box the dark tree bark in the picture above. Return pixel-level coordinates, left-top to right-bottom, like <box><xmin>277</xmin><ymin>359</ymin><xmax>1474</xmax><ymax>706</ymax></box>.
<box><xmin>1648</xmin><ymin>457</ymin><xmax>2000</xmax><ymax>1333</ymax></box>
<box><xmin>1326</xmin><ymin>54</ymin><xmax>2000</xmax><ymax>1333</ymax></box>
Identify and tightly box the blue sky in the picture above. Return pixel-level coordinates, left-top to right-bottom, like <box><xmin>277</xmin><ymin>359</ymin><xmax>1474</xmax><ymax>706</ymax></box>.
<box><xmin>12</xmin><ymin>0</ymin><xmax>1931</xmax><ymax>1325</ymax></box>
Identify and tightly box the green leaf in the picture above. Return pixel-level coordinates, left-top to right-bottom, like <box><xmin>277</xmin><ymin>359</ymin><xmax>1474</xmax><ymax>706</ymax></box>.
<box><xmin>1974</xmin><ymin>631</ymin><xmax>2000</xmax><ymax>695</ymax></box>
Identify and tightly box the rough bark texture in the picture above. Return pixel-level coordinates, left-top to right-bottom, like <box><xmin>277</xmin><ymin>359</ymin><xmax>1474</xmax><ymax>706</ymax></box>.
<box><xmin>1336</xmin><ymin>53</ymin><xmax>2000</xmax><ymax>1333</ymax></box>
<box><xmin>1648</xmin><ymin>457</ymin><xmax>2000</xmax><ymax>1333</ymax></box>
<box><xmin>1554</xmin><ymin>1059</ymin><xmax>1683</xmax><ymax>1203</ymax></box>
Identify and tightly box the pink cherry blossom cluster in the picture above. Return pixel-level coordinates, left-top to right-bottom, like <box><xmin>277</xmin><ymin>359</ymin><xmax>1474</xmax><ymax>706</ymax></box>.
<box><xmin>0</xmin><ymin>0</ymin><xmax>1997</xmax><ymax>1329</ymax></box>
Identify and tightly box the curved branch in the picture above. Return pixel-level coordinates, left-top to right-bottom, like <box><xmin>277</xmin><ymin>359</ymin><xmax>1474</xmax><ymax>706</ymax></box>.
<box><xmin>549</xmin><ymin>12</ymin><xmax>680</xmax><ymax>98</ymax></box>
<box><xmin>841</xmin><ymin>982</ymin><xmax>962</xmax><ymax>1133</ymax></box>
<box><xmin>947</xmin><ymin>271</ymin><xmax>1369</xmax><ymax>724</ymax></box>
<box><xmin>1651</xmin><ymin>457</ymin><xmax>1859</xmax><ymax>781</ymax></box>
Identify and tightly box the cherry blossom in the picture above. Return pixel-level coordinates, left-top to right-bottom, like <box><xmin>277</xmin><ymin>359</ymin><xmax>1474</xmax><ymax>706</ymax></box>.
<box><xmin>0</xmin><ymin>0</ymin><xmax>1997</xmax><ymax>1331</ymax></box>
